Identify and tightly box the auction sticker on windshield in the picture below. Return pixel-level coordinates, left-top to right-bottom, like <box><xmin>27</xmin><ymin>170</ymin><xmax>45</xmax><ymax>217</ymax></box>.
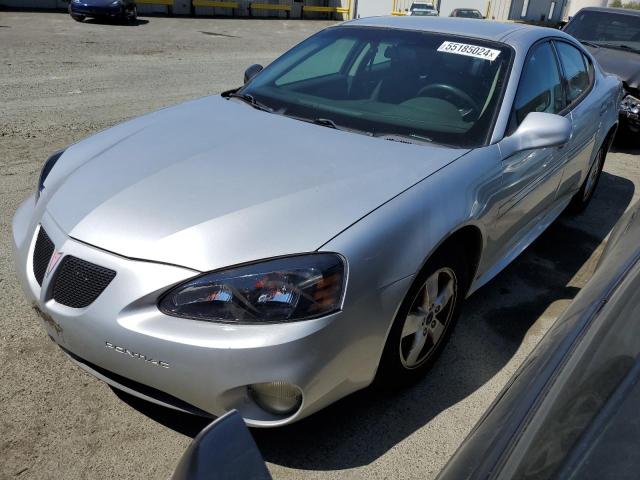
<box><xmin>437</xmin><ymin>41</ymin><xmax>501</xmax><ymax>61</ymax></box>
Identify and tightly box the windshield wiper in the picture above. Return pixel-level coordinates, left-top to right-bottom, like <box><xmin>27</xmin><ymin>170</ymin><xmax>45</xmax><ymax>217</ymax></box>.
<box><xmin>611</xmin><ymin>44</ymin><xmax>640</xmax><ymax>53</ymax></box>
<box><xmin>313</xmin><ymin>118</ymin><xmax>339</xmax><ymax>129</ymax></box>
<box><xmin>592</xmin><ymin>42</ymin><xmax>640</xmax><ymax>54</ymax></box>
<box><xmin>289</xmin><ymin>115</ymin><xmax>371</xmax><ymax>135</ymax></box>
<box><xmin>225</xmin><ymin>91</ymin><xmax>273</xmax><ymax>112</ymax></box>
<box><xmin>579</xmin><ymin>40</ymin><xmax>601</xmax><ymax>49</ymax></box>
<box><xmin>373</xmin><ymin>133</ymin><xmax>433</xmax><ymax>145</ymax></box>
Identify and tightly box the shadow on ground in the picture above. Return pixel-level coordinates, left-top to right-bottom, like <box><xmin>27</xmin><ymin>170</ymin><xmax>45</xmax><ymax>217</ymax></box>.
<box><xmin>611</xmin><ymin>135</ymin><xmax>640</xmax><ymax>156</ymax></box>
<box><xmin>81</xmin><ymin>17</ymin><xmax>149</xmax><ymax>26</ymax></box>
<box><xmin>116</xmin><ymin>168</ymin><xmax>634</xmax><ymax>471</ymax></box>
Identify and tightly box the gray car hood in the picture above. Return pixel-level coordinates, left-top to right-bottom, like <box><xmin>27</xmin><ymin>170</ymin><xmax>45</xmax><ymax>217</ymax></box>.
<box><xmin>44</xmin><ymin>95</ymin><xmax>467</xmax><ymax>272</ymax></box>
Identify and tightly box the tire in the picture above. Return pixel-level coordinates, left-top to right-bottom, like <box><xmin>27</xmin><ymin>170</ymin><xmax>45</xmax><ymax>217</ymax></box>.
<box><xmin>375</xmin><ymin>243</ymin><xmax>469</xmax><ymax>389</ymax></box>
<box><xmin>617</xmin><ymin>122</ymin><xmax>639</xmax><ymax>146</ymax></box>
<box><xmin>126</xmin><ymin>6</ymin><xmax>137</xmax><ymax>23</ymax></box>
<box><xmin>71</xmin><ymin>15</ymin><xmax>85</xmax><ymax>22</ymax></box>
<box><xmin>567</xmin><ymin>142</ymin><xmax>608</xmax><ymax>214</ymax></box>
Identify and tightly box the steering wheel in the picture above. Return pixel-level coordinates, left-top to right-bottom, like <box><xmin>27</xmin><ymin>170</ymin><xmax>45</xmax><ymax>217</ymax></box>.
<box><xmin>417</xmin><ymin>83</ymin><xmax>481</xmax><ymax>119</ymax></box>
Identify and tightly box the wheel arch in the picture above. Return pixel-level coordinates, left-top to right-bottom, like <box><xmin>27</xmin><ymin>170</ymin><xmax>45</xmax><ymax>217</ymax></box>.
<box><xmin>602</xmin><ymin>122</ymin><xmax>618</xmax><ymax>157</ymax></box>
<box><xmin>418</xmin><ymin>223</ymin><xmax>485</xmax><ymax>296</ymax></box>
<box><xmin>372</xmin><ymin>222</ymin><xmax>485</xmax><ymax>385</ymax></box>
<box><xmin>379</xmin><ymin>222</ymin><xmax>485</xmax><ymax>355</ymax></box>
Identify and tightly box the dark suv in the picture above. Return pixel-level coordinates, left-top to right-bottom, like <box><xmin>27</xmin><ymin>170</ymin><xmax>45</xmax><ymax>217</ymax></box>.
<box><xmin>564</xmin><ymin>7</ymin><xmax>640</xmax><ymax>137</ymax></box>
<box><xmin>69</xmin><ymin>0</ymin><xmax>137</xmax><ymax>23</ymax></box>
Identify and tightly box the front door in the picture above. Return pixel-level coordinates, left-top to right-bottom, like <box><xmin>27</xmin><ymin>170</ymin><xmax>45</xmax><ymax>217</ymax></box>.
<box><xmin>493</xmin><ymin>40</ymin><xmax>567</xmax><ymax>256</ymax></box>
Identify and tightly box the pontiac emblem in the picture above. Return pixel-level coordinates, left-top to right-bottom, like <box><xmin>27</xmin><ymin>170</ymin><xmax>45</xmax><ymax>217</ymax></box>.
<box><xmin>46</xmin><ymin>250</ymin><xmax>63</xmax><ymax>277</ymax></box>
<box><xmin>105</xmin><ymin>342</ymin><xmax>170</xmax><ymax>368</ymax></box>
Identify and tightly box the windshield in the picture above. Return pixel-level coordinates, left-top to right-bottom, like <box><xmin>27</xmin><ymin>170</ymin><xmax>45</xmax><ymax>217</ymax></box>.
<box><xmin>564</xmin><ymin>10</ymin><xmax>640</xmax><ymax>53</ymax></box>
<box><xmin>239</xmin><ymin>27</ymin><xmax>512</xmax><ymax>148</ymax></box>
<box><xmin>412</xmin><ymin>3</ymin><xmax>435</xmax><ymax>9</ymax></box>
<box><xmin>457</xmin><ymin>9</ymin><xmax>482</xmax><ymax>18</ymax></box>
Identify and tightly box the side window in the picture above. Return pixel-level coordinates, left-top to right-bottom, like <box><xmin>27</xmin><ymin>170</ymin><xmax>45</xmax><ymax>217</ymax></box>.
<box><xmin>555</xmin><ymin>42</ymin><xmax>591</xmax><ymax>106</ymax></box>
<box><xmin>512</xmin><ymin>42</ymin><xmax>565</xmax><ymax>127</ymax></box>
<box><xmin>275</xmin><ymin>38</ymin><xmax>357</xmax><ymax>86</ymax></box>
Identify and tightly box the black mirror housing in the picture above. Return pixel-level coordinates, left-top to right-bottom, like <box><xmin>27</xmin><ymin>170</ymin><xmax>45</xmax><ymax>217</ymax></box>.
<box><xmin>172</xmin><ymin>410</ymin><xmax>271</xmax><ymax>480</ymax></box>
<box><xmin>244</xmin><ymin>64</ymin><xmax>264</xmax><ymax>84</ymax></box>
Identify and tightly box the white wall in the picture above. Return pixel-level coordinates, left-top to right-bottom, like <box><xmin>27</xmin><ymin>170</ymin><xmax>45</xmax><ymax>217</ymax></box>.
<box><xmin>354</xmin><ymin>0</ymin><xmax>394</xmax><ymax>17</ymax></box>
<box><xmin>354</xmin><ymin>0</ymin><xmax>493</xmax><ymax>18</ymax></box>
<box><xmin>486</xmin><ymin>0</ymin><xmax>512</xmax><ymax>20</ymax></box>
<box><xmin>564</xmin><ymin>0</ymin><xmax>607</xmax><ymax>18</ymax></box>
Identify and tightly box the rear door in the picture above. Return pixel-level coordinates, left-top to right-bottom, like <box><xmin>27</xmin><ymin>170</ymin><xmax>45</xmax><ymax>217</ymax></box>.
<box><xmin>552</xmin><ymin>40</ymin><xmax>601</xmax><ymax>203</ymax></box>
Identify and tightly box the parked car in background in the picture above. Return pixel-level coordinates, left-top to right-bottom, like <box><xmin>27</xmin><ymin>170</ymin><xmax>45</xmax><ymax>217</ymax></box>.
<box><xmin>438</xmin><ymin>200</ymin><xmax>640</xmax><ymax>480</ymax></box>
<box><xmin>564</xmin><ymin>7</ymin><xmax>640</xmax><ymax>137</ymax></box>
<box><xmin>410</xmin><ymin>2</ymin><xmax>439</xmax><ymax>15</ymax></box>
<box><xmin>449</xmin><ymin>8</ymin><xmax>484</xmax><ymax>18</ymax></box>
<box><xmin>68</xmin><ymin>0</ymin><xmax>137</xmax><ymax>22</ymax></box>
<box><xmin>13</xmin><ymin>17</ymin><xmax>620</xmax><ymax>428</ymax></box>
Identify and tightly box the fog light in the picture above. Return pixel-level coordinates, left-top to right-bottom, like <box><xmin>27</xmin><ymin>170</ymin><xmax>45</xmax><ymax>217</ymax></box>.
<box><xmin>248</xmin><ymin>382</ymin><xmax>302</xmax><ymax>416</ymax></box>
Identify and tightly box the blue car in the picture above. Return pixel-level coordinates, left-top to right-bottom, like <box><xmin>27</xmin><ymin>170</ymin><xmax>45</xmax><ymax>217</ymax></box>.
<box><xmin>68</xmin><ymin>0</ymin><xmax>137</xmax><ymax>22</ymax></box>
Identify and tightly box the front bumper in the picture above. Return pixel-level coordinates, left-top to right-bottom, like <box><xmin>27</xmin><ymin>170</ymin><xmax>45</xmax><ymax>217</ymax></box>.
<box><xmin>12</xmin><ymin>196</ymin><xmax>409</xmax><ymax>426</ymax></box>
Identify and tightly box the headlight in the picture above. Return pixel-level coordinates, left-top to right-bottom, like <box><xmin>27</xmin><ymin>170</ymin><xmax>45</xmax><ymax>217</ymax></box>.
<box><xmin>110</xmin><ymin>0</ymin><xmax>123</xmax><ymax>5</ymax></box>
<box><xmin>36</xmin><ymin>150</ymin><xmax>65</xmax><ymax>202</ymax></box>
<box><xmin>621</xmin><ymin>94</ymin><xmax>640</xmax><ymax>117</ymax></box>
<box><xmin>159</xmin><ymin>253</ymin><xmax>345</xmax><ymax>323</ymax></box>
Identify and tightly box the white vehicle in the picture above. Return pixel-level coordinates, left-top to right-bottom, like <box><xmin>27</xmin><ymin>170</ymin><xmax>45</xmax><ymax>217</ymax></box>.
<box><xmin>411</xmin><ymin>2</ymin><xmax>439</xmax><ymax>15</ymax></box>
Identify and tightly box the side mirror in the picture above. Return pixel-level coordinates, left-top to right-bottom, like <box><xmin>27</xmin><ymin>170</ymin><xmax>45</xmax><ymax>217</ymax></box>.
<box><xmin>172</xmin><ymin>410</ymin><xmax>271</xmax><ymax>480</ymax></box>
<box><xmin>500</xmin><ymin>112</ymin><xmax>572</xmax><ymax>159</ymax></box>
<box><xmin>244</xmin><ymin>64</ymin><xmax>264</xmax><ymax>84</ymax></box>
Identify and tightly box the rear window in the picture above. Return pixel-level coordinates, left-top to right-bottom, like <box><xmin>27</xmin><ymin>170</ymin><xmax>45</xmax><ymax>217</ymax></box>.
<box><xmin>555</xmin><ymin>41</ymin><xmax>591</xmax><ymax>105</ymax></box>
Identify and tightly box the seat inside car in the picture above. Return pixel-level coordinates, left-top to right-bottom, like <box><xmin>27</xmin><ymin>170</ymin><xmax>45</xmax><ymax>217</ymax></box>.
<box><xmin>373</xmin><ymin>45</ymin><xmax>423</xmax><ymax>103</ymax></box>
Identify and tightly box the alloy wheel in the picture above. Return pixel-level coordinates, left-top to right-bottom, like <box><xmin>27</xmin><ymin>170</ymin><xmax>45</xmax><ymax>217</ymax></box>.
<box><xmin>399</xmin><ymin>267</ymin><xmax>457</xmax><ymax>369</ymax></box>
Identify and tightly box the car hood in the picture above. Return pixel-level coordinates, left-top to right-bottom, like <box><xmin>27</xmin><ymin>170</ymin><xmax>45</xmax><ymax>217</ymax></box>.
<box><xmin>587</xmin><ymin>46</ymin><xmax>640</xmax><ymax>91</ymax></box>
<box><xmin>44</xmin><ymin>95</ymin><xmax>467</xmax><ymax>272</ymax></box>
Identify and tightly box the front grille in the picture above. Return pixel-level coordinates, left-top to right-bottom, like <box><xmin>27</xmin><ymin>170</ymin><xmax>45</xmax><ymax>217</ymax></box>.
<box><xmin>51</xmin><ymin>256</ymin><xmax>116</xmax><ymax>308</ymax></box>
<box><xmin>33</xmin><ymin>227</ymin><xmax>55</xmax><ymax>286</ymax></box>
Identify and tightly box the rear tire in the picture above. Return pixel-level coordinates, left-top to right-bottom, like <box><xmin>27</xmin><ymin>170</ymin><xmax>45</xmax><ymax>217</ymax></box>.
<box><xmin>126</xmin><ymin>6</ymin><xmax>137</xmax><ymax>23</ymax></box>
<box><xmin>375</xmin><ymin>243</ymin><xmax>469</xmax><ymax>389</ymax></box>
<box><xmin>567</xmin><ymin>142</ymin><xmax>608</xmax><ymax>214</ymax></box>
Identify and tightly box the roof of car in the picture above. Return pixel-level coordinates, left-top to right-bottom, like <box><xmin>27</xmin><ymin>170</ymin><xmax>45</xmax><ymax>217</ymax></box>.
<box><xmin>576</xmin><ymin>6</ymin><xmax>640</xmax><ymax>17</ymax></box>
<box><xmin>343</xmin><ymin>16</ymin><xmax>535</xmax><ymax>42</ymax></box>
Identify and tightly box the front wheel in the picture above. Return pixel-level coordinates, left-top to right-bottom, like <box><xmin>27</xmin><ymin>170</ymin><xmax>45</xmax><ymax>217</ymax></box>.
<box><xmin>126</xmin><ymin>6</ymin><xmax>137</xmax><ymax>22</ymax></box>
<box><xmin>71</xmin><ymin>14</ymin><xmax>85</xmax><ymax>22</ymax></box>
<box><xmin>375</xmin><ymin>245</ymin><xmax>469</xmax><ymax>388</ymax></box>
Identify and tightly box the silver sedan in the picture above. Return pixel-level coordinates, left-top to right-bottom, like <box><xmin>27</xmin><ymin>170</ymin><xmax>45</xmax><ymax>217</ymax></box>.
<box><xmin>12</xmin><ymin>16</ymin><xmax>621</xmax><ymax>427</ymax></box>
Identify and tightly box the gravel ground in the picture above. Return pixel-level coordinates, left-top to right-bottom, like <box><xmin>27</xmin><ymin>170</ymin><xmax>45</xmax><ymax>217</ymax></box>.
<box><xmin>1</xmin><ymin>11</ymin><xmax>639</xmax><ymax>480</ymax></box>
